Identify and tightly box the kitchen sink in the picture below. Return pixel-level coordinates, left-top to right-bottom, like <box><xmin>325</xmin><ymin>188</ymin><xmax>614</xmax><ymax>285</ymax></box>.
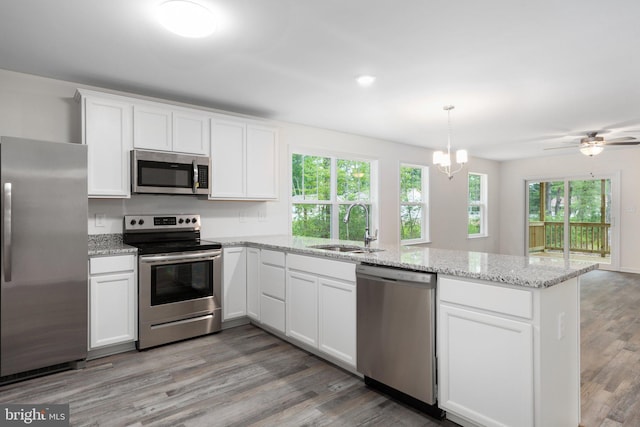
<box><xmin>308</xmin><ymin>244</ymin><xmax>384</xmax><ymax>254</ymax></box>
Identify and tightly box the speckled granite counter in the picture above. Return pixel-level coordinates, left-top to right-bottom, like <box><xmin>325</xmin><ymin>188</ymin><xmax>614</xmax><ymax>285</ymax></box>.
<box><xmin>206</xmin><ymin>235</ymin><xmax>598</xmax><ymax>288</ymax></box>
<box><xmin>88</xmin><ymin>234</ymin><xmax>137</xmax><ymax>257</ymax></box>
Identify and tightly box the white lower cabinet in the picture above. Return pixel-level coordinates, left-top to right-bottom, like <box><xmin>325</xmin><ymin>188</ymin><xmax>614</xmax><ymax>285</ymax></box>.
<box><xmin>246</xmin><ymin>247</ymin><xmax>261</xmax><ymax>321</ymax></box>
<box><xmin>222</xmin><ymin>247</ymin><xmax>247</xmax><ymax>321</ymax></box>
<box><xmin>439</xmin><ymin>303</ymin><xmax>533</xmax><ymax>427</ymax></box>
<box><xmin>88</xmin><ymin>255</ymin><xmax>137</xmax><ymax>349</ymax></box>
<box><xmin>286</xmin><ymin>271</ymin><xmax>318</xmax><ymax>347</ymax></box>
<box><xmin>318</xmin><ymin>278</ymin><xmax>356</xmax><ymax>366</ymax></box>
<box><xmin>438</xmin><ymin>275</ymin><xmax>580</xmax><ymax>427</ymax></box>
<box><xmin>260</xmin><ymin>250</ymin><xmax>286</xmax><ymax>333</ymax></box>
<box><xmin>286</xmin><ymin>254</ymin><xmax>356</xmax><ymax>367</ymax></box>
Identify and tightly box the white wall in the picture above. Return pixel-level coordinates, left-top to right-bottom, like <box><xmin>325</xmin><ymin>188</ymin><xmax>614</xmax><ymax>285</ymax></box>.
<box><xmin>0</xmin><ymin>68</ymin><xmax>501</xmax><ymax>252</ymax></box>
<box><xmin>499</xmin><ymin>149</ymin><xmax>640</xmax><ymax>273</ymax></box>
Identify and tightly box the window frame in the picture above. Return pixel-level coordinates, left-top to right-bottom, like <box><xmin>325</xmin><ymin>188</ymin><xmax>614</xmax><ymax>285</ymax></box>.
<box><xmin>468</xmin><ymin>172</ymin><xmax>488</xmax><ymax>238</ymax></box>
<box><xmin>289</xmin><ymin>147</ymin><xmax>378</xmax><ymax>241</ymax></box>
<box><xmin>399</xmin><ymin>162</ymin><xmax>430</xmax><ymax>245</ymax></box>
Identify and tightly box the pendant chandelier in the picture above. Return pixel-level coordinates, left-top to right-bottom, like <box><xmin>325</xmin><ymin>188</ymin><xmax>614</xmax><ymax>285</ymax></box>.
<box><xmin>432</xmin><ymin>105</ymin><xmax>468</xmax><ymax>180</ymax></box>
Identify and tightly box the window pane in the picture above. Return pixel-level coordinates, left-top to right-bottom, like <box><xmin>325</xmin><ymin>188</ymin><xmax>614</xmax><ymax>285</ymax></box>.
<box><xmin>528</xmin><ymin>182</ymin><xmax>541</xmax><ymax>221</ymax></box>
<box><xmin>544</xmin><ymin>181</ymin><xmax>565</xmax><ymax>222</ymax></box>
<box><xmin>337</xmin><ymin>159</ymin><xmax>370</xmax><ymax>202</ymax></box>
<box><xmin>468</xmin><ymin>206</ymin><xmax>481</xmax><ymax>234</ymax></box>
<box><xmin>569</xmin><ymin>179</ymin><xmax>604</xmax><ymax>223</ymax></box>
<box><xmin>339</xmin><ymin>204</ymin><xmax>369</xmax><ymax>241</ymax></box>
<box><xmin>401</xmin><ymin>204</ymin><xmax>422</xmax><ymax>240</ymax></box>
<box><xmin>291</xmin><ymin>154</ymin><xmax>331</xmax><ymax>201</ymax></box>
<box><xmin>469</xmin><ymin>173</ymin><xmax>481</xmax><ymax>203</ymax></box>
<box><xmin>400</xmin><ymin>166</ymin><xmax>422</xmax><ymax>202</ymax></box>
<box><xmin>292</xmin><ymin>204</ymin><xmax>331</xmax><ymax>238</ymax></box>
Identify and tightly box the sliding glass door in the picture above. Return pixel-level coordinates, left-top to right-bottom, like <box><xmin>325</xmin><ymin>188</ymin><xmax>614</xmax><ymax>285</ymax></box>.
<box><xmin>527</xmin><ymin>175</ymin><xmax>617</xmax><ymax>268</ymax></box>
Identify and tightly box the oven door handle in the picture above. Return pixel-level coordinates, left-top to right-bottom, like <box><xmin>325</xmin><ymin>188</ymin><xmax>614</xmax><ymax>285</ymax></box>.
<box><xmin>140</xmin><ymin>251</ymin><xmax>221</xmax><ymax>264</ymax></box>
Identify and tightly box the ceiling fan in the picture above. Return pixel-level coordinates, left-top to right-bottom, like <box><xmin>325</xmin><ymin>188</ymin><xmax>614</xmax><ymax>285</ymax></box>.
<box><xmin>545</xmin><ymin>131</ymin><xmax>639</xmax><ymax>156</ymax></box>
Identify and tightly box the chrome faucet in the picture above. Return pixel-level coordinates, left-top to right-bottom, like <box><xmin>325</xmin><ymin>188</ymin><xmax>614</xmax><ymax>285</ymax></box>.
<box><xmin>343</xmin><ymin>202</ymin><xmax>378</xmax><ymax>248</ymax></box>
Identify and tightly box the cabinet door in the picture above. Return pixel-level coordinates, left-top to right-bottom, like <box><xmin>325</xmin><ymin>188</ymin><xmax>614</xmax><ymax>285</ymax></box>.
<box><xmin>286</xmin><ymin>271</ymin><xmax>318</xmax><ymax>347</ymax></box>
<box><xmin>89</xmin><ymin>272</ymin><xmax>136</xmax><ymax>348</ymax></box>
<box><xmin>438</xmin><ymin>303</ymin><xmax>534</xmax><ymax>427</ymax></box>
<box><xmin>223</xmin><ymin>247</ymin><xmax>247</xmax><ymax>321</ymax></box>
<box><xmin>133</xmin><ymin>104</ymin><xmax>172</xmax><ymax>151</ymax></box>
<box><xmin>84</xmin><ymin>96</ymin><xmax>132</xmax><ymax>197</ymax></box>
<box><xmin>246</xmin><ymin>248</ymin><xmax>261</xmax><ymax>320</ymax></box>
<box><xmin>210</xmin><ymin>119</ymin><xmax>246</xmax><ymax>198</ymax></box>
<box><xmin>246</xmin><ymin>124</ymin><xmax>278</xmax><ymax>199</ymax></box>
<box><xmin>173</xmin><ymin>110</ymin><xmax>209</xmax><ymax>155</ymax></box>
<box><xmin>318</xmin><ymin>278</ymin><xmax>356</xmax><ymax>366</ymax></box>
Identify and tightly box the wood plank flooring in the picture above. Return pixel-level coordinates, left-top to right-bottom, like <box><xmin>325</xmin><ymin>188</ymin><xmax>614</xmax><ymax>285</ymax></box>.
<box><xmin>580</xmin><ymin>270</ymin><xmax>640</xmax><ymax>427</ymax></box>
<box><xmin>0</xmin><ymin>269</ymin><xmax>637</xmax><ymax>426</ymax></box>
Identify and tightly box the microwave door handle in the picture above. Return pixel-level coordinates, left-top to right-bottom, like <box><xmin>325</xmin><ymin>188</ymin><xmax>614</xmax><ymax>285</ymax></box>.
<box><xmin>3</xmin><ymin>183</ymin><xmax>12</xmax><ymax>282</ymax></box>
<box><xmin>192</xmin><ymin>160</ymin><xmax>198</xmax><ymax>194</ymax></box>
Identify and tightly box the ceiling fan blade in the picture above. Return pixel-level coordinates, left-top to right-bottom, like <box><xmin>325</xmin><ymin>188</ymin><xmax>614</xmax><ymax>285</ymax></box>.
<box><xmin>543</xmin><ymin>145</ymin><xmax>576</xmax><ymax>151</ymax></box>
<box><xmin>605</xmin><ymin>141</ymin><xmax>640</xmax><ymax>146</ymax></box>
<box><xmin>606</xmin><ymin>136</ymin><xmax>637</xmax><ymax>143</ymax></box>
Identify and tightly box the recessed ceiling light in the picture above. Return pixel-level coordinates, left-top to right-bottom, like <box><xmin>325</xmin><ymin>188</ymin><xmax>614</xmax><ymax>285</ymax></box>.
<box><xmin>356</xmin><ymin>75</ymin><xmax>376</xmax><ymax>87</ymax></box>
<box><xmin>157</xmin><ymin>0</ymin><xmax>217</xmax><ymax>38</ymax></box>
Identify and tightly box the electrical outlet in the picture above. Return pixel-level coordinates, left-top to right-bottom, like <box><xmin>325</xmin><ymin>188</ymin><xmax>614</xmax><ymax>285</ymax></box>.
<box><xmin>258</xmin><ymin>209</ymin><xmax>267</xmax><ymax>222</ymax></box>
<box><xmin>239</xmin><ymin>210</ymin><xmax>247</xmax><ymax>223</ymax></box>
<box><xmin>557</xmin><ymin>312</ymin><xmax>566</xmax><ymax>340</ymax></box>
<box><xmin>95</xmin><ymin>213</ymin><xmax>106</xmax><ymax>227</ymax></box>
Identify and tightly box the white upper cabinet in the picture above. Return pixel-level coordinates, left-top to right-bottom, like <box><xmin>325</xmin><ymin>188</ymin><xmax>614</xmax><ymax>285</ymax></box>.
<box><xmin>77</xmin><ymin>89</ymin><xmax>133</xmax><ymax>198</ymax></box>
<box><xmin>210</xmin><ymin>119</ymin><xmax>246</xmax><ymax>198</ymax></box>
<box><xmin>210</xmin><ymin>117</ymin><xmax>278</xmax><ymax>200</ymax></box>
<box><xmin>173</xmin><ymin>110</ymin><xmax>209</xmax><ymax>155</ymax></box>
<box><xmin>134</xmin><ymin>103</ymin><xmax>209</xmax><ymax>155</ymax></box>
<box><xmin>246</xmin><ymin>124</ymin><xmax>278</xmax><ymax>199</ymax></box>
<box><xmin>133</xmin><ymin>105</ymin><xmax>172</xmax><ymax>151</ymax></box>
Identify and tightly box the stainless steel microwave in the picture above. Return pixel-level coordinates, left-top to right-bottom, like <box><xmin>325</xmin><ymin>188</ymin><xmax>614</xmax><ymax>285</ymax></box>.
<box><xmin>131</xmin><ymin>150</ymin><xmax>210</xmax><ymax>195</ymax></box>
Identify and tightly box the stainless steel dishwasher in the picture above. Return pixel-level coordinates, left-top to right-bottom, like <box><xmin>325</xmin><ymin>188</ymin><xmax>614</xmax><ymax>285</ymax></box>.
<box><xmin>356</xmin><ymin>263</ymin><xmax>444</xmax><ymax>418</ymax></box>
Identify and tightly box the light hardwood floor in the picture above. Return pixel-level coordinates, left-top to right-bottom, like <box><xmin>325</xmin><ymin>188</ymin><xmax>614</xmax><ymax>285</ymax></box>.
<box><xmin>0</xmin><ymin>270</ymin><xmax>637</xmax><ymax>426</ymax></box>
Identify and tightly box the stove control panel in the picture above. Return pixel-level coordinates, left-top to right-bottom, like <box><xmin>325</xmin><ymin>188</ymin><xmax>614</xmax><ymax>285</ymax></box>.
<box><xmin>124</xmin><ymin>214</ymin><xmax>200</xmax><ymax>231</ymax></box>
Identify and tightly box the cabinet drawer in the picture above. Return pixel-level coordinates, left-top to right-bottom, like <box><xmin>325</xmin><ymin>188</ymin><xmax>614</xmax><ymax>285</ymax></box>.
<box><xmin>287</xmin><ymin>254</ymin><xmax>355</xmax><ymax>282</ymax></box>
<box><xmin>90</xmin><ymin>255</ymin><xmax>136</xmax><ymax>275</ymax></box>
<box><xmin>261</xmin><ymin>263</ymin><xmax>285</xmax><ymax>300</ymax></box>
<box><xmin>261</xmin><ymin>294</ymin><xmax>285</xmax><ymax>333</ymax></box>
<box><xmin>439</xmin><ymin>277</ymin><xmax>533</xmax><ymax>319</ymax></box>
<box><xmin>261</xmin><ymin>249</ymin><xmax>285</xmax><ymax>267</ymax></box>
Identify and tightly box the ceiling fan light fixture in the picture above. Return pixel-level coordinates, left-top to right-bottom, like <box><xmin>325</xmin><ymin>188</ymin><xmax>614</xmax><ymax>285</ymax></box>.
<box><xmin>157</xmin><ymin>0</ymin><xmax>217</xmax><ymax>38</ymax></box>
<box><xmin>580</xmin><ymin>144</ymin><xmax>604</xmax><ymax>157</ymax></box>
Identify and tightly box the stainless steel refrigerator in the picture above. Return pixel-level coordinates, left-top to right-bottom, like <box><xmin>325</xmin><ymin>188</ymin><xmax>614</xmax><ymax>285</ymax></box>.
<box><xmin>1</xmin><ymin>136</ymin><xmax>88</xmax><ymax>377</ymax></box>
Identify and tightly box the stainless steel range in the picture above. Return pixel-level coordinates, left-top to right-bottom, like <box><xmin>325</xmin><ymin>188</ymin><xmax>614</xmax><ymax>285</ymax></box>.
<box><xmin>123</xmin><ymin>214</ymin><xmax>222</xmax><ymax>350</ymax></box>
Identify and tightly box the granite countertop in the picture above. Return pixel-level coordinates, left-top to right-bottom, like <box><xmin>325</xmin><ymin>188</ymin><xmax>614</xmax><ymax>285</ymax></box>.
<box><xmin>206</xmin><ymin>235</ymin><xmax>599</xmax><ymax>288</ymax></box>
<box><xmin>88</xmin><ymin>234</ymin><xmax>137</xmax><ymax>257</ymax></box>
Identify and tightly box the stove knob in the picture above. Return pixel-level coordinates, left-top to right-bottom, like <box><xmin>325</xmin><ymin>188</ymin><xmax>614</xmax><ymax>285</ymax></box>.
<box><xmin>178</xmin><ymin>218</ymin><xmax>184</xmax><ymax>224</ymax></box>
<box><xmin>139</xmin><ymin>219</ymin><xmax>144</xmax><ymax>225</ymax></box>
<box><xmin>185</xmin><ymin>218</ymin><xmax>191</xmax><ymax>224</ymax></box>
<box><xmin>130</xmin><ymin>219</ymin><xmax>137</xmax><ymax>226</ymax></box>
<box><xmin>192</xmin><ymin>217</ymin><xmax>198</xmax><ymax>224</ymax></box>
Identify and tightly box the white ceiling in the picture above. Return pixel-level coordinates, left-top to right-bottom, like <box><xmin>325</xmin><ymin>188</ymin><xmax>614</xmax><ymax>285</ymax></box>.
<box><xmin>1</xmin><ymin>0</ymin><xmax>640</xmax><ymax>161</ymax></box>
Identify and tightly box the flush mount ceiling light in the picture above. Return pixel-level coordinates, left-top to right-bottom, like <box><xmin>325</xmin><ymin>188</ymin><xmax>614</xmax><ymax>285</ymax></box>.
<box><xmin>157</xmin><ymin>0</ymin><xmax>217</xmax><ymax>38</ymax></box>
<box><xmin>356</xmin><ymin>75</ymin><xmax>376</xmax><ymax>87</ymax></box>
<box><xmin>432</xmin><ymin>105</ymin><xmax>468</xmax><ymax>180</ymax></box>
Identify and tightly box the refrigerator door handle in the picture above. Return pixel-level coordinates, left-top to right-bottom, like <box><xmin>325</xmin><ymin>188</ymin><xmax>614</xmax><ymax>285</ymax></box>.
<box><xmin>3</xmin><ymin>182</ymin><xmax>12</xmax><ymax>282</ymax></box>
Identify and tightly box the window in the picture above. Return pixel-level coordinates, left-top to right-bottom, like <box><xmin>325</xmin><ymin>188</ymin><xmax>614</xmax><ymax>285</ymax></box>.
<box><xmin>400</xmin><ymin>164</ymin><xmax>429</xmax><ymax>243</ymax></box>
<box><xmin>291</xmin><ymin>152</ymin><xmax>374</xmax><ymax>240</ymax></box>
<box><xmin>468</xmin><ymin>172</ymin><xmax>488</xmax><ymax>237</ymax></box>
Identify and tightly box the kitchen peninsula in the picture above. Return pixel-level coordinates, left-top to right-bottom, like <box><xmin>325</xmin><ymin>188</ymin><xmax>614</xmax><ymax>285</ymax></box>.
<box><xmin>212</xmin><ymin>234</ymin><xmax>597</xmax><ymax>427</ymax></box>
